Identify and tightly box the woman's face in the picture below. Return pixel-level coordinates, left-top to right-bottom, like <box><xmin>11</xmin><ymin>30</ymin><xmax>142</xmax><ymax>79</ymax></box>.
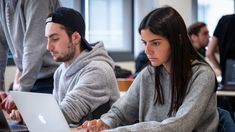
<box><xmin>141</xmin><ymin>29</ymin><xmax>171</xmax><ymax>72</ymax></box>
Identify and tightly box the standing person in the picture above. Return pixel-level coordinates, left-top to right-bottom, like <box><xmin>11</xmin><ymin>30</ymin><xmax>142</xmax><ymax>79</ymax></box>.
<box><xmin>206</xmin><ymin>14</ymin><xmax>235</xmax><ymax>123</ymax></box>
<box><xmin>188</xmin><ymin>22</ymin><xmax>210</xmax><ymax>59</ymax></box>
<box><xmin>80</xmin><ymin>6</ymin><xmax>219</xmax><ymax>131</ymax></box>
<box><xmin>10</xmin><ymin>7</ymin><xmax>120</xmax><ymax>125</ymax></box>
<box><xmin>206</xmin><ymin>14</ymin><xmax>235</xmax><ymax>85</ymax></box>
<box><xmin>0</xmin><ymin>0</ymin><xmax>60</xmax><ymax>113</ymax></box>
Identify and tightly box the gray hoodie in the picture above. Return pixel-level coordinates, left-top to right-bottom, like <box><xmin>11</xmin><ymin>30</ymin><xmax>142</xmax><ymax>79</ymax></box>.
<box><xmin>101</xmin><ymin>61</ymin><xmax>219</xmax><ymax>132</ymax></box>
<box><xmin>0</xmin><ymin>0</ymin><xmax>60</xmax><ymax>91</ymax></box>
<box><xmin>53</xmin><ymin>42</ymin><xmax>120</xmax><ymax>124</ymax></box>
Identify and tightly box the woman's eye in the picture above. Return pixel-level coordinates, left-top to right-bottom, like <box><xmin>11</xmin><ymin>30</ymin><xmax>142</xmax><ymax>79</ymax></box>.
<box><xmin>152</xmin><ymin>41</ymin><xmax>160</xmax><ymax>46</ymax></box>
<box><xmin>142</xmin><ymin>41</ymin><xmax>147</xmax><ymax>45</ymax></box>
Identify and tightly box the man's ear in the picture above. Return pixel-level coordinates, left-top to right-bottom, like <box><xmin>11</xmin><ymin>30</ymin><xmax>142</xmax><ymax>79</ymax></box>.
<box><xmin>71</xmin><ymin>32</ymin><xmax>81</xmax><ymax>45</ymax></box>
<box><xmin>191</xmin><ymin>34</ymin><xmax>198</xmax><ymax>42</ymax></box>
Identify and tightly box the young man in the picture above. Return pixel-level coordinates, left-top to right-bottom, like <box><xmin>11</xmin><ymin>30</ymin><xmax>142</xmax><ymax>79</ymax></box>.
<box><xmin>10</xmin><ymin>7</ymin><xmax>120</xmax><ymax>125</ymax></box>
<box><xmin>188</xmin><ymin>22</ymin><xmax>210</xmax><ymax>58</ymax></box>
<box><xmin>45</xmin><ymin>7</ymin><xmax>120</xmax><ymax>124</ymax></box>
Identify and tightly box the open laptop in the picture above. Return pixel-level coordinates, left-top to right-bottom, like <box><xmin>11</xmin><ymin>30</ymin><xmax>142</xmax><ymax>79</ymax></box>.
<box><xmin>0</xmin><ymin>108</ymin><xmax>28</xmax><ymax>132</ymax></box>
<box><xmin>10</xmin><ymin>91</ymin><xmax>86</xmax><ymax>132</ymax></box>
<box><xmin>220</xmin><ymin>59</ymin><xmax>235</xmax><ymax>90</ymax></box>
<box><xmin>225</xmin><ymin>59</ymin><xmax>235</xmax><ymax>86</ymax></box>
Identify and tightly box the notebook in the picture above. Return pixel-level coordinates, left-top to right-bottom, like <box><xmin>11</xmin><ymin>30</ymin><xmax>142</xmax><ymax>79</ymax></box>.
<box><xmin>10</xmin><ymin>91</ymin><xmax>86</xmax><ymax>132</ymax></box>
<box><xmin>0</xmin><ymin>108</ymin><xmax>28</xmax><ymax>132</ymax></box>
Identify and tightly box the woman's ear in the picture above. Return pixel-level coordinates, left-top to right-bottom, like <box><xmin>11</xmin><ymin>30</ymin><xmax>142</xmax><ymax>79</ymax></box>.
<box><xmin>71</xmin><ymin>32</ymin><xmax>81</xmax><ymax>45</ymax></box>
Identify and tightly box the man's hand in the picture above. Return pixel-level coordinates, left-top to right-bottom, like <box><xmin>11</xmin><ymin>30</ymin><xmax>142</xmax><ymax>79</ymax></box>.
<box><xmin>13</xmin><ymin>68</ymin><xmax>21</xmax><ymax>91</ymax></box>
<box><xmin>214</xmin><ymin>67</ymin><xmax>221</xmax><ymax>77</ymax></box>
<box><xmin>13</xmin><ymin>82</ymin><xmax>20</xmax><ymax>91</ymax></box>
<box><xmin>1</xmin><ymin>95</ymin><xmax>16</xmax><ymax>114</ymax></box>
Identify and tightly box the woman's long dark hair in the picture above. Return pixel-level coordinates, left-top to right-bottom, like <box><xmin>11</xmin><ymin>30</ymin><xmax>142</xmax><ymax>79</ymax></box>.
<box><xmin>138</xmin><ymin>6</ymin><xmax>205</xmax><ymax>116</ymax></box>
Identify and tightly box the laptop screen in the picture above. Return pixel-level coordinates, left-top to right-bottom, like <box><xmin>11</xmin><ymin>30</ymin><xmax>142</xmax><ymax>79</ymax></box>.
<box><xmin>225</xmin><ymin>59</ymin><xmax>235</xmax><ymax>85</ymax></box>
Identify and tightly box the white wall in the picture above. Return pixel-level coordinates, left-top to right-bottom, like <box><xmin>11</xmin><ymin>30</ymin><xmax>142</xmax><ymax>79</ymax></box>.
<box><xmin>158</xmin><ymin>0</ymin><xmax>193</xmax><ymax>27</ymax></box>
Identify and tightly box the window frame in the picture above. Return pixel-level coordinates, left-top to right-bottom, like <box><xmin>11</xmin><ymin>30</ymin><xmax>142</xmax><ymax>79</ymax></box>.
<box><xmin>81</xmin><ymin>0</ymin><xmax>134</xmax><ymax>61</ymax></box>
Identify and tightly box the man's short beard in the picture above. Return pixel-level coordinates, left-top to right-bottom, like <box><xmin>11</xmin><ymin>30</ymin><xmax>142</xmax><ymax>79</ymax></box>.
<box><xmin>57</xmin><ymin>42</ymin><xmax>76</xmax><ymax>62</ymax></box>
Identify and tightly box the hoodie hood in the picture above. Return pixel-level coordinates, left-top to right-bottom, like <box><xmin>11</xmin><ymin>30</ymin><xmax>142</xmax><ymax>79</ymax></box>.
<box><xmin>62</xmin><ymin>41</ymin><xmax>114</xmax><ymax>77</ymax></box>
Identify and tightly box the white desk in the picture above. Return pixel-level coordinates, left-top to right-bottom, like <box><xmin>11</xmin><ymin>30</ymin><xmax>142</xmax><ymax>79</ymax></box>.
<box><xmin>120</xmin><ymin>90</ymin><xmax>235</xmax><ymax>97</ymax></box>
<box><xmin>216</xmin><ymin>90</ymin><xmax>235</xmax><ymax>96</ymax></box>
<box><xmin>216</xmin><ymin>85</ymin><xmax>235</xmax><ymax>96</ymax></box>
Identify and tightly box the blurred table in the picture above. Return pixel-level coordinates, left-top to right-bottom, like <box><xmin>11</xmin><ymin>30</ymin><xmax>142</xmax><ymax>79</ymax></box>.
<box><xmin>117</xmin><ymin>78</ymin><xmax>134</xmax><ymax>92</ymax></box>
<box><xmin>217</xmin><ymin>85</ymin><xmax>235</xmax><ymax>96</ymax></box>
<box><xmin>217</xmin><ymin>91</ymin><xmax>235</xmax><ymax>96</ymax></box>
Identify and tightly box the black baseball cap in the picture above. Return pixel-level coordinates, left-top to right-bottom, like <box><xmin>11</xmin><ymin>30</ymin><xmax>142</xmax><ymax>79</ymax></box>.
<box><xmin>46</xmin><ymin>7</ymin><xmax>92</xmax><ymax>51</ymax></box>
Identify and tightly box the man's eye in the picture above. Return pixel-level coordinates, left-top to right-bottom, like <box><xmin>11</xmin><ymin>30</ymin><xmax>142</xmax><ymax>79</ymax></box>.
<box><xmin>52</xmin><ymin>38</ymin><xmax>59</xmax><ymax>41</ymax></box>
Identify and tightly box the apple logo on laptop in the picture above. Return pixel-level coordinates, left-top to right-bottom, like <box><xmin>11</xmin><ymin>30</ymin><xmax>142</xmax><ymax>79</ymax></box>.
<box><xmin>38</xmin><ymin>113</ymin><xmax>47</xmax><ymax>124</ymax></box>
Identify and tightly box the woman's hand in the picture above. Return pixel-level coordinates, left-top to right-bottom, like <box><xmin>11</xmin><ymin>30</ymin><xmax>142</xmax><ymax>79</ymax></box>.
<box><xmin>78</xmin><ymin>119</ymin><xmax>110</xmax><ymax>132</ymax></box>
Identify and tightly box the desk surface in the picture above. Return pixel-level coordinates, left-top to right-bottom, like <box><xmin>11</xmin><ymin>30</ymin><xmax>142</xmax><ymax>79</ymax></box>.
<box><xmin>117</xmin><ymin>78</ymin><xmax>134</xmax><ymax>92</ymax></box>
<box><xmin>121</xmin><ymin>90</ymin><xmax>235</xmax><ymax>97</ymax></box>
<box><xmin>216</xmin><ymin>90</ymin><xmax>235</xmax><ymax>96</ymax></box>
<box><xmin>216</xmin><ymin>85</ymin><xmax>235</xmax><ymax>96</ymax></box>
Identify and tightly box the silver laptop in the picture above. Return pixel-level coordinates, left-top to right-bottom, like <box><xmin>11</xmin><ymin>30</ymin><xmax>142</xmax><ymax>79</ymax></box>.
<box><xmin>0</xmin><ymin>108</ymin><xmax>28</xmax><ymax>132</ymax></box>
<box><xmin>10</xmin><ymin>91</ymin><xmax>86</xmax><ymax>132</ymax></box>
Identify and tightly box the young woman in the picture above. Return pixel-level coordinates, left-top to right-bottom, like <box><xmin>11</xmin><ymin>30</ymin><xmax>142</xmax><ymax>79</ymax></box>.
<box><xmin>80</xmin><ymin>6</ymin><xmax>219</xmax><ymax>131</ymax></box>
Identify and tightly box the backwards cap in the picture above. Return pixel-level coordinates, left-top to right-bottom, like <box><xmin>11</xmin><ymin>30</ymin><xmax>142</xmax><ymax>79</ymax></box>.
<box><xmin>46</xmin><ymin>7</ymin><xmax>92</xmax><ymax>51</ymax></box>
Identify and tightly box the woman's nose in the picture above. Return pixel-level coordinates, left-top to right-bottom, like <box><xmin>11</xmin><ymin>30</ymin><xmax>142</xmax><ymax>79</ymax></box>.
<box><xmin>145</xmin><ymin>43</ymin><xmax>152</xmax><ymax>55</ymax></box>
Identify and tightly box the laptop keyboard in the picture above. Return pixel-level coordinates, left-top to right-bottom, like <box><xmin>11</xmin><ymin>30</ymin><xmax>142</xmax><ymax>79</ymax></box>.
<box><xmin>8</xmin><ymin>120</ymin><xmax>28</xmax><ymax>132</ymax></box>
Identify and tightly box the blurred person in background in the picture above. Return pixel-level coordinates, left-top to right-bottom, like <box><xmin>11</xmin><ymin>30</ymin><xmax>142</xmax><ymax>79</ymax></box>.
<box><xmin>188</xmin><ymin>22</ymin><xmax>210</xmax><ymax>59</ymax></box>
<box><xmin>206</xmin><ymin>14</ymin><xmax>235</xmax><ymax>85</ymax></box>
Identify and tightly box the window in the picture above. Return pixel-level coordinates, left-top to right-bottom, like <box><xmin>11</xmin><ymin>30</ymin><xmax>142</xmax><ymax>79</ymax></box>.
<box><xmin>197</xmin><ymin>0</ymin><xmax>234</xmax><ymax>35</ymax></box>
<box><xmin>84</xmin><ymin>0</ymin><xmax>134</xmax><ymax>61</ymax></box>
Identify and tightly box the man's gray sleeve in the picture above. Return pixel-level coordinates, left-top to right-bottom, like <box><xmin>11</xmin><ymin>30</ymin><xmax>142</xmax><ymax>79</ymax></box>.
<box><xmin>0</xmin><ymin>23</ymin><xmax>8</xmax><ymax>91</ymax></box>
